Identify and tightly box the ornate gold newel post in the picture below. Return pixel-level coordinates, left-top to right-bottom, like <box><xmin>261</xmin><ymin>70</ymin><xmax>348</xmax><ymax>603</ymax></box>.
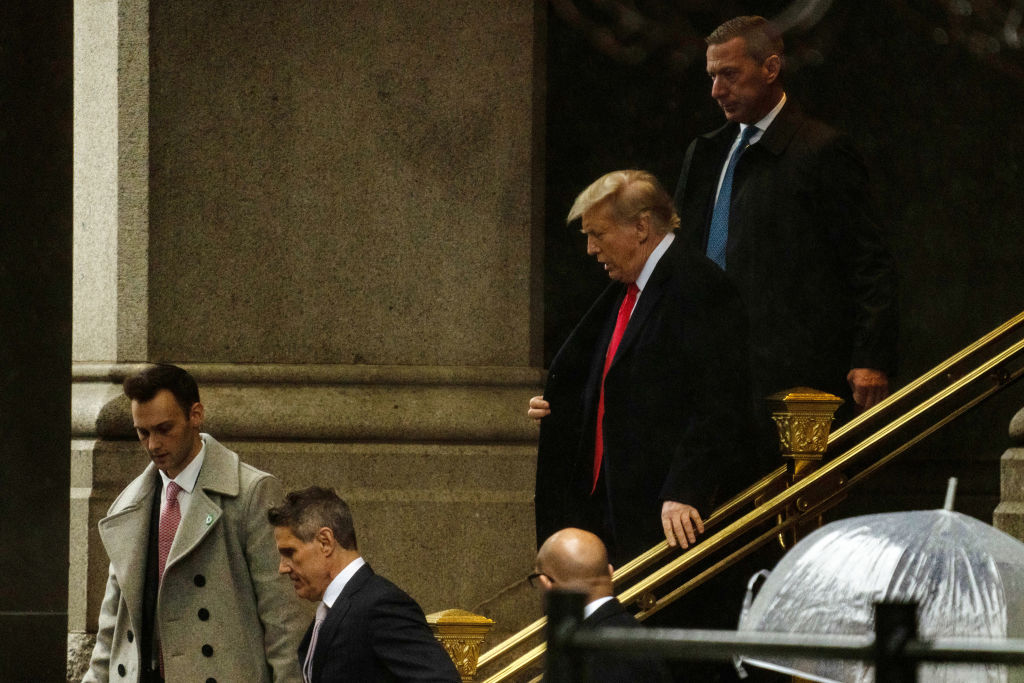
<box><xmin>767</xmin><ymin>387</ymin><xmax>844</xmax><ymax>549</ymax></box>
<box><xmin>427</xmin><ymin>609</ymin><xmax>495</xmax><ymax>682</ymax></box>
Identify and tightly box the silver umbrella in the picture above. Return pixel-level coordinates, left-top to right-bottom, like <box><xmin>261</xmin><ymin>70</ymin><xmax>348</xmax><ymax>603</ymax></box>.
<box><xmin>737</xmin><ymin>507</ymin><xmax>1024</xmax><ymax>682</ymax></box>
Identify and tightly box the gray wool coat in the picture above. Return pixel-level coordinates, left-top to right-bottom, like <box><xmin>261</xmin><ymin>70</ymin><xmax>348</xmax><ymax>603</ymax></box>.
<box><xmin>83</xmin><ymin>434</ymin><xmax>307</xmax><ymax>683</ymax></box>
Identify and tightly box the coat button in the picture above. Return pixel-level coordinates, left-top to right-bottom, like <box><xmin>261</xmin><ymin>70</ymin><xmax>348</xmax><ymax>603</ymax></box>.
<box><xmin>202</xmin><ymin>644</ymin><xmax>214</xmax><ymax>657</ymax></box>
<box><xmin>194</xmin><ymin>574</ymin><xmax>206</xmax><ymax>587</ymax></box>
<box><xmin>206</xmin><ymin>679</ymin><xmax>217</xmax><ymax>683</ymax></box>
<box><xmin>117</xmin><ymin>664</ymin><xmax>126</xmax><ymax>677</ymax></box>
<box><xmin>198</xmin><ymin>607</ymin><xmax>209</xmax><ymax>621</ymax></box>
<box><xmin>126</xmin><ymin>630</ymin><xmax>134</xmax><ymax>642</ymax></box>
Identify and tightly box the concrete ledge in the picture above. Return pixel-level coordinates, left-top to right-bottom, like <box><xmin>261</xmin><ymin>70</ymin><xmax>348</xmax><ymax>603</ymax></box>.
<box><xmin>72</xmin><ymin>362</ymin><xmax>545</xmax><ymax>441</ymax></box>
<box><xmin>70</xmin><ymin>363</ymin><xmax>545</xmax><ymax>666</ymax></box>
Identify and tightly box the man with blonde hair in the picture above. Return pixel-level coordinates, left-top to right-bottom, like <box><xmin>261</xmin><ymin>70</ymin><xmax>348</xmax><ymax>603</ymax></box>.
<box><xmin>529</xmin><ymin>169</ymin><xmax>756</xmax><ymax>566</ymax></box>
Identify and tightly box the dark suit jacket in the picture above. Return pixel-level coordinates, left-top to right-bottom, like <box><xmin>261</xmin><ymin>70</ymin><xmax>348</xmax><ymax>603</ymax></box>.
<box><xmin>298</xmin><ymin>563</ymin><xmax>460</xmax><ymax>683</ymax></box>
<box><xmin>673</xmin><ymin>102</ymin><xmax>898</xmax><ymax>416</ymax></box>
<box><xmin>535</xmin><ymin>236</ymin><xmax>757</xmax><ymax>563</ymax></box>
<box><xmin>578</xmin><ymin>598</ymin><xmax>672</xmax><ymax>683</ymax></box>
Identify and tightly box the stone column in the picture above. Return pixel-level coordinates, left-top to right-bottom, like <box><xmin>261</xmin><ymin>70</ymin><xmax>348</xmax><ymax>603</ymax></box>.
<box><xmin>994</xmin><ymin>407</ymin><xmax>1024</xmax><ymax>542</ymax></box>
<box><xmin>69</xmin><ymin>0</ymin><xmax>546</xmax><ymax>675</ymax></box>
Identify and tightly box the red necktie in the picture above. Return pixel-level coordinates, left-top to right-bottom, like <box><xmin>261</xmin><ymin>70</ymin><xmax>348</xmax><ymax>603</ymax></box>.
<box><xmin>157</xmin><ymin>481</ymin><xmax>182</xmax><ymax>676</ymax></box>
<box><xmin>158</xmin><ymin>481</ymin><xmax>182</xmax><ymax>581</ymax></box>
<box><xmin>593</xmin><ymin>283</ymin><xmax>639</xmax><ymax>493</ymax></box>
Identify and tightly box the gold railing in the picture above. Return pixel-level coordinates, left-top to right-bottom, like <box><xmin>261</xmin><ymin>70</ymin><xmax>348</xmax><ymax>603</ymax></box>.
<box><xmin>475</xmin><ymin>309</ymin><xmax>1024</xmax><ymax>683</ymax></box>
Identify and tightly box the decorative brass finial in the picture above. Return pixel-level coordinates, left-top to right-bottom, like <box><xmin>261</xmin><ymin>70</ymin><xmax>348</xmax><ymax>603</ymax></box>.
<box><xmin>766</xmin><ymin>387</ymin><xmax>843</xmax><ymax>480</ymax></box>
<box><xmin>767</xmin><ymin>387</ymin><xmax>845</xmax><ymax>549</ymax></box>
<box><xmin>427</xmin><ymin>609</ymin><xmax>495</xmax><ymax>682</ymax></box>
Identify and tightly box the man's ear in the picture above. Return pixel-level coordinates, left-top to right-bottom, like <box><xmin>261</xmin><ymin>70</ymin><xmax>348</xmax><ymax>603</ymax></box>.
<box><xmin>635</xmin><ymin>212</ymin><xmax>652</xmax><ymax>242</ymax></box>
<box><xmin>607</xmin><ymin>563</ymin><xmax>615</xmax><ymax>579</ymax></box>
<box><xmin>188</xmin><ymin>401</ymin><xmax>205</xmax><ymax>427</ymax></box>
<box><xmin>763</xmin><ymin>54</ymin><xmax>781</xmax><ymax>83</ymax></box>
<box><xmin>315</xmin><ymin>527</ymin><xmax>336</xmax><ymax>555</ymax></box>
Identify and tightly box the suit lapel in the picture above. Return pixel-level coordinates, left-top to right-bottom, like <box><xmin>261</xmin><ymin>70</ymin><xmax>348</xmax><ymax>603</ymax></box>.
<box><xmin>606</xmin><ymin>239</ymin><xmax>678</xmax><ymax>375</ymax></box>
<box><xmin>165</xmin><ymin>436</ymin><xmax>238</xmax><ymax>571</ymax></box>
<box><xmin>687</xmin><ymin>123</ymin><xmax>739</xmax><ymax>242</ymax></box>
<box><xmin>98</xmin><ymin>469</ymin><xmax>159</xmax><ymax>635</ymax></box>
<box><xmin>312</xmin><ymin>563</ymin><xmax>371</xmax><ymax>681</ymax></box>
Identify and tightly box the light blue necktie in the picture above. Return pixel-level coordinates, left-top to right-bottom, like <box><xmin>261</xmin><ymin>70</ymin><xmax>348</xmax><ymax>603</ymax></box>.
<box><xmin>706</xmin><ymin>125</ymin><xmax>758</xmax><ymax>269</ymax></box>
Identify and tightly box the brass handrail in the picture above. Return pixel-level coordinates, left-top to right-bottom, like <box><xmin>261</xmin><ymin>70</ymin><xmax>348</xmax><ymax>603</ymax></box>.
<box><xmin>474</xmin><ymin>466</ymin><xmax>788</xmax><ymax>673</ymax></box>
<box><xmin>477</xmin><ymin>310</ymin><xmax>1024</xmax><ymax>683</ymax></box>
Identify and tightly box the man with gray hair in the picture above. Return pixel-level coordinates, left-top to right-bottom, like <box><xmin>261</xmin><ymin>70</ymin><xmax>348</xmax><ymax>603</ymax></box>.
<box><xmin>674</xmin><ymin>16</ymin><xmax>897</xmax><ymax>436</ymax></box>
<box><xmin>269</xmin><ymin>486</ymin><xmax>460</xmax><ymax>683</ymax></box>
<box><xmin>528</xmin><ymin>169</ymin><xmax>757</xmax><ymax>566</ymax></box>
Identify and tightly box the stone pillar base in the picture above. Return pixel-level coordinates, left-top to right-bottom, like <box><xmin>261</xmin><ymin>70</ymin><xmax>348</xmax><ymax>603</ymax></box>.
<box><xmin>994</xmin><ymin>406</ymin><xmax>1024</xmax><ymax>541</ymax></box>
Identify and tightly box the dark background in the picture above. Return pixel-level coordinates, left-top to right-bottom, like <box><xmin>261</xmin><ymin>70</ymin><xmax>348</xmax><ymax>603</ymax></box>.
<box><xmin>542</xmin><ymin>0</ymin><xmax>1024</xmax><ymax>521</ymax></box>
<box><xmin>0</xmin><ymin>2</ymin><xmax>73</xmax><ymax>681</ymax></box>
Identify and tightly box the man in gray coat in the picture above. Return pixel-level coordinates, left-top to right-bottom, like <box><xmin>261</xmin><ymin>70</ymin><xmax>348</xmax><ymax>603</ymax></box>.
<box><xmin>84</xmin><ymin>364</ymin><xmax>306</xmax><ymax>682</ymax></box>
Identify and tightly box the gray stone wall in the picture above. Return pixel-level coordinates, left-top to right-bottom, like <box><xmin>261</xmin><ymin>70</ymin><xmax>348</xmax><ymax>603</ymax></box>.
<box><xmin>70</xmin><ymin>1</ymin><xmax>546</xmax><ymax>677</ymax></box>
<box><xmin>144</xmin><ymin>1</ymin><xmax>541</xmax><ymax>366</ymax></box>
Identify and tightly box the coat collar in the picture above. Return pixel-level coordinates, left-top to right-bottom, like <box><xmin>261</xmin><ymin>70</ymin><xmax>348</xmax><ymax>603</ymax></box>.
<box><xmin>97</xmin><ymin>434</ymin><xmax>242</xmax><ymax>616</ymax></box>
<box><xmin>605</xmin><ymin>235</ymin><xmax>682</xmax><ymax>373</ymax></box>
<box><xmin>164</xmin><ymin>435</ymin><xmax>238</xmax><ymax>570</ymax></box>
<box><xmin>702</xmin><ymin>99</ymin><xmax>806</xmax><ymax>158</ymax></box>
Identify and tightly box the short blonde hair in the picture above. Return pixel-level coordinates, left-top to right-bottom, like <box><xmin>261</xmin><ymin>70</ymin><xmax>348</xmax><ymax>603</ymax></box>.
<box><xmin>566</xmin><ymin>170</ymin><xmax>680</xmax><ymax>234</ymax></box>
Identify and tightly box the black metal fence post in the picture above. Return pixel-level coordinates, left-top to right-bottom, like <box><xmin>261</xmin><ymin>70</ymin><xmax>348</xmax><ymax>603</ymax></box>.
<box><xmin>875</xmin><ymin>601</ymin><xmax>918</xmax><ymax>683</ymax></box>
<box><xmin>545</xmin><ymin>590</ymin><xmax>586</xmax><ymax>683</ymax></box>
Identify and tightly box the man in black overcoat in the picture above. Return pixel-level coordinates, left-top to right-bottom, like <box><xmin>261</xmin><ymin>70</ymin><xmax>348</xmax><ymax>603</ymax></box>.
<box><xmin>529</xmin><ymin>170</ymin><xmax>758</xmax><ymax>565</ymax></box>
<box><xmin>674</xmin><ymin>16</ymin><xmax>898</xmax><ymax>439</ymax></box>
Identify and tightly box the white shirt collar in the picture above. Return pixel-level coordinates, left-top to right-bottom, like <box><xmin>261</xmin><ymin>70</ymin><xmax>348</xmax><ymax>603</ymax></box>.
<box><xmin>159</xmin><ymin>433</ymin><xmax>207</xmax><ymax>494</ymax></box>
<box><xmin>322</xmin><ymin>556</ymin><xmax>367</xmax><ymax>609</ymax></box>
<box><xmin>635</xmin><ymin>232</ymin><xmax>675</xmax><ymax>292</ymax></box>
<box><xmin>743</xmin><ymin>91</ymin><xmax>786</xmax><ymax>143</ymax></box>
<box><xmin>584</xmin><ymin>595</ymin><xmax>615</xmax><ymax>620</ymax></box>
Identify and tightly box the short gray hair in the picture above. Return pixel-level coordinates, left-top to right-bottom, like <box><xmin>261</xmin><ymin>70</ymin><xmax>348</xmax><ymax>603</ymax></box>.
<box><xmin>267</xmin><ymin>486</ymin><xmax>358</xmax><ymax>550</ymax></box>
<box><xmin>707</xmin><ymin>16</ymin><xmax>784</xmax><ymax>66</ymax></box>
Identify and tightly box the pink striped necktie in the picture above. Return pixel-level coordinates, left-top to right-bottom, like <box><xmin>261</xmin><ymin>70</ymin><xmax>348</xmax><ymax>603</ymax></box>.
<box><xmin>158</xmin><ymin>481</ymin><xmax>182</xmax><ymax>581</ymax></box>
<box><xmin>157</xmin><ymin>480</ymin><xmax>182</xmax><ymax>676</ymax></box>
<box><xmin>593</xmin><ymin>283</ymin><xmax>640</xmax><ymax>493</ymax></box>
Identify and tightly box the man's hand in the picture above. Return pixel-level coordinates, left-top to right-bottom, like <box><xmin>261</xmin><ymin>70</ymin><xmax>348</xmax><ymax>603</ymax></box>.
<box><xmin>847</xmin><ymin>368</ymin><xmax>890</xmax><ymax>410</ymax></box>
<box><xmin>661</xmin><ymin>500</ymin><xmax>704</xmax><ymax>549</ymax></box>
<box><xmin>528</xmin><ymin>396</ymin><xmax>551</xmax><ymax>424</ymax></box>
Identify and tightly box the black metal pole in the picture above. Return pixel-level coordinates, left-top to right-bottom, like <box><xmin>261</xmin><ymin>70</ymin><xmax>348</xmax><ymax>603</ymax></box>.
<box><xmin>545</xmin><ymin>590</ymin><xmax>586</xmax><ymax>683</ymax></box>
<box><xmin>875</xmin><ymin>601</ymin><xmax>918</xmax><ymax>683</ymax></box>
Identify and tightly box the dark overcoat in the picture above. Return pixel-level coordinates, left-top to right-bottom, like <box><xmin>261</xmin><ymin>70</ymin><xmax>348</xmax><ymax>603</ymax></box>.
<box><xmin>535</xmin><ymin>236</ymin><xmax>757</xmax><ymax>562</ymax></box>
<box><xmin>673</xmin><ymin>102</ymin><xmax>898</xmax><ymax>409</ymax></box>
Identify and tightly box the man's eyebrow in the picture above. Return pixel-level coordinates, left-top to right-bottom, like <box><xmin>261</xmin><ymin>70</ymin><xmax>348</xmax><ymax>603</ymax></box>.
<box><xmin>135</xmin><ymin>420</ymin><xmax>172</xmax><ymax>431</ymax></box>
